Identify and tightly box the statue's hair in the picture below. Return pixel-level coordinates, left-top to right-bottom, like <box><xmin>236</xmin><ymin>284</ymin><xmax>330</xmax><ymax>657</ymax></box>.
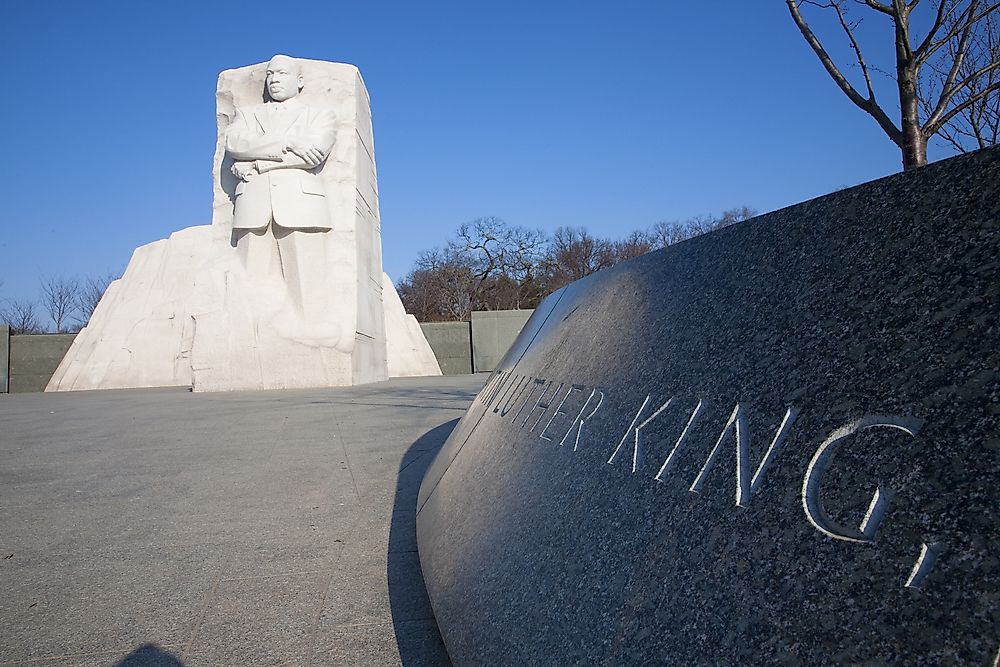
<box><xmin>268</xmin><ymin>54</ymin><xmax>297</xmax><ymax>66</ymax></box>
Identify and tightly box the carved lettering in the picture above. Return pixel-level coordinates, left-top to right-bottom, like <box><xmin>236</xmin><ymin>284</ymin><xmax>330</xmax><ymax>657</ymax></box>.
<box><xmin>904</xmin><ymin>542</ymin><xmax>944</xmax><ymax>590</ymax></box>
<box><xmin>483</xmin><ymin>375</ymin><xmax>948</xmax><ymax>592</ymax></box>
<box><xmin>559</xmin><ymin>388</ymin><xmax>605</xmax><ymax>451</ymax></box>
<box><xmin>495</xmin><ymin>375</ymin><xmax>529</xmax><ymax>416</ymax></box>
<box><xmin>801</xmin><ymin>415</ymin><xmax>922</xmax><ymax>543</ymax></box>
<box><xmin>608</xmin><ymin>396</ymin><xmax>675</xmax><ymax>473</ymax></box>
<box><xmin>488</xmin><ymin>373</ymin><xmax>517</xmax><ymax>412</ymax></box>
<box><xmin>501</xmin><ymin>375</ymin><xmax>534</xmax><ymax>420</ymax></box>
<box><xmin>608</xmin><ymin>395</ymin><xmax>649</xmax><ymax>465</ymax></box>
<box><xmin>481</xmin><ymin>371</ymin><xmax>510</xmax><ymax>408</ymax></box>
<box><xmin>654</xmin><ymin>399</ymin><xmax>704</xmax><ymax>481</ymax></box>
<box><xmin>512</xmin><ymin>378</ymin><xmax>547</xmax><ymax>424</ymax></box>
<box><xmin>689</xmin><ymin>404</ymin><xmax>798</xmax><ymax>507</ymax></box>
<box><xmin>524</xmin><ymin>381</ymin><xmax>563</xmax><ymax>431</ymax></box>
<box><xmin>539</xmin><ymin>385</ymin><xmax>583</xmax><ymax>441</ymax></box>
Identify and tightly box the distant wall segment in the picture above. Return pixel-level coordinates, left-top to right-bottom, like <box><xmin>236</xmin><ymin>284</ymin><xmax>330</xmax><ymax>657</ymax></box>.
<box><xmin>5</xmin><ymin>333</ymin><xmax>77</xmax><ymax>393</ymax></box>
<box><xmin>471</xmin><ymin>310</ymin><xmax>535</xmax><ymax>373</ymax></box>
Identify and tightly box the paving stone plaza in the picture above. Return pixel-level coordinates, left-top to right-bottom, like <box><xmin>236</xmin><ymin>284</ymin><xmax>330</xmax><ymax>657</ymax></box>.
<box><xmin>1</xmin><ymin>375</ymin><xmax>484</xmax><ymax>665</ymax></box>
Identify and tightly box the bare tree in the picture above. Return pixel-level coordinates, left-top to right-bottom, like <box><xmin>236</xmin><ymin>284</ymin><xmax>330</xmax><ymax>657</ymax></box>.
<box><xmin>611</xmin><ymin>230</ymin><xmax>656</xmax><ymax>263</ymax></box>
<box><xmin>399</xmin><ymin>217</ymin><xmax>549</xmax><ymax>319</ymax></box>
<box><xmin>450</xmin><ymin>216</ymin><xmax>548</xmax><ymax>311</ymax></box>
<box><xmin>396</xmin><ymin>270</ymin><xmax>438</xmax><ymax>322</ymax></box>
<box><xmin>715</xmin><ymin>206</ymin><xmax>758</xmax><ymax>227</ymax></box>
<box><xmin>540</xmin><ymin>227</ymin><xmax>615</xmax><ymax>293</ymax></box>
<box><xmin>1</xmin><ymin>298</ymin><xmax>44</xmax><ymax>334</ymax></box>
<box><xmin>399</xmin><ymin>247</ymin><xmax>481</xmax><ymax>322</ymax></box>
<box><xmin>650</xmin><ymin>207</ymin><xmax>758</xmax><ymax>249</ymax></box>
<box><xmin>787</xmin><ymin>0</ymin><xmax>1000</xmax><ymax>170</ymax></box>
<box><xmin>650</xmin><ymin>221</ymin><xmax>693</xmax><ymax>248</ymax></box>
<box><xmin>686</xmin><ymin>214</ymin><xmax>726</xmax><ymax>237</ymax></box>
<box><xmin>75</xmin><ymin>271</ymin><xmax>118</xmax><ymax>328</ymax></box>
<box><xmin>39</xmin><ymin>275</ymin><xmax>80</xmax><ymax>333</ymax></box>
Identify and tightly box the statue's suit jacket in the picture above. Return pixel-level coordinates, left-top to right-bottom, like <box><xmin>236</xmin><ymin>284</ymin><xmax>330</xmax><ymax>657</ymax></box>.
<box><xmin>225</xmin><ymin>99</ymin><xmax>337</xmax><ymax>231</ymax></box>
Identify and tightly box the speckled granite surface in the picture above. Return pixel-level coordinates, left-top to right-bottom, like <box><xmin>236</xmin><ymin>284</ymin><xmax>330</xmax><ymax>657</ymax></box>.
<box><xmin>416</xmin><ymin>148</ymin><xmax>1000</xmax><ymax>666</ymax></box>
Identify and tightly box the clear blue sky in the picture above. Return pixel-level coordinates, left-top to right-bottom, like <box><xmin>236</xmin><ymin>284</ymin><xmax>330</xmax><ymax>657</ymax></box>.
<box><xmin>0</xmin><ymin>1</ymin><xmax>958</xmax><ymax>308</ymax></box>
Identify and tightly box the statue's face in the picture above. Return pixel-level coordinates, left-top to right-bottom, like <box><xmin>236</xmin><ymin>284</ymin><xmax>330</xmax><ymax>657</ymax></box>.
<box><xmin>265</xmin><ymin>56</ymin><xmax>303</xmax><ymax>102</ymax></box>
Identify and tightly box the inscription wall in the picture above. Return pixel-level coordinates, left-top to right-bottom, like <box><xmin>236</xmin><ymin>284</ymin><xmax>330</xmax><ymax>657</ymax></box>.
<box><xmin>416</xmin><ymin>148</ymin><xmax>1000</xmax><ymax>666</ymax></box>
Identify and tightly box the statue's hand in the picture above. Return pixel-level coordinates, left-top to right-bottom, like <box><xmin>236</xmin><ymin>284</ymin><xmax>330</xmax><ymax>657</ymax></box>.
<box><xmin>231</xmin><ymin>161</ymin><xmax>257</xmax><ymax>182</ymax></box>
<box><xmin>286</xmin><ymin>140</ymin><xmax>327</xmax><ymax>167</ymax></box>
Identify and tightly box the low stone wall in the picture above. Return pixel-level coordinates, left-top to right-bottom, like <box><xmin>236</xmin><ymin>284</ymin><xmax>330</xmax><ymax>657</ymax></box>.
<box><xmin>471</xmin><ymin>310</ymin><xmax>535</xmax><ymax>373</ymax></box>
<box><xmin>1</xmin><ymin>312</ymin><xmax>535</xmax><ymax>391</ymax></box>
<box><xmin>8</xmin><ymin>334</ymin><xmax>78</xmax><ymax>393</ymax></box>
<box><xmin>419</xmin><ymin>322</ymin><xmax>473</xmax><ymax>375</ymax></box>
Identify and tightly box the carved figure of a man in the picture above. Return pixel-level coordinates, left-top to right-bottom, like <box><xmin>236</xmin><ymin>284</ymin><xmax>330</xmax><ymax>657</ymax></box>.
<box><xmin>225</xmin><ymin>54</ymin><xmax>337</xmax><ymax>321</ymax></box>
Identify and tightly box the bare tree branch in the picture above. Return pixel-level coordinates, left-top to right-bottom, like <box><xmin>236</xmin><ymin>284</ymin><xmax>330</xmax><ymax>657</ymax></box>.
<box><xmin>924</xmin><ymin>6</ymin><xmax>1000</xmax><ymax>142</ymax></box>
<box><xmin>920</xmin><ymin>0</ymin><xmax>1000</xmax><ymax>61</ymax></box>
<box><xmin>398</xmin><ymin>209</ymin><xmax>757</xmax><ymax>319</ymax></box>
<box><xmin>894</xmin><ymin>0</ymin><xmax>916</xmax><ymax>63</ymax></box>
<box><xmin>927</xmin><ymin>77</ymin><xmax>1000</xmax><ymax>129</ymax></box>
<box><xmin>915</xmin><ymin>0</ymin><xmax>954</xmax><ymax>56</ymax></box>
<box><xmin>925</xmin><ymin>0</ymin><xmax>981</xmax><ymax>127</ymax></box>
<box><xmin>859</xmin><ymin>0</ymin><xmax>896</xmax><ymax>14</ymax></box>
<box><xmin>787</xmin><ymin>1</ymin><xmax>904</xmax><ymax>143</ymax></box>
<box><xmin>926</xmin><ymin>58</ymin><xmax>1000</xmax><ymax>125</ymax></box>
<box><xmin>839</xmin><ymin>3</ymin><xmax>880</xmax><ymax>99</ymax></box>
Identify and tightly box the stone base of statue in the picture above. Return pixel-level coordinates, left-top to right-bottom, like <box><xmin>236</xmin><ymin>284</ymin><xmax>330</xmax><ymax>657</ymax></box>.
<box><xmin>46</xmin><ymin>59</ymin><xmax>440</xmax><ymax>392</ymax></box>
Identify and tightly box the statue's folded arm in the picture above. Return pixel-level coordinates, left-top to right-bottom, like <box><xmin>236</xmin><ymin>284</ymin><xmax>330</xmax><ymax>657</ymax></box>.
<box><xmin>225</xmin><ymin>109</ymin><xmax>286</xmax><ymax>160</ymax></box>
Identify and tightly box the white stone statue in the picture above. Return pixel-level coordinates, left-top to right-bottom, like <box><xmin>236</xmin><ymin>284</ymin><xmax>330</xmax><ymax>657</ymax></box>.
<box><xmin>224</xmin><ymin>55</ymin><xmax>340</xmax><ymax>337</ymax></box>
<box><xmin>45</xmin><ymin>57</ymin><xmax>441</xmax><ymax>392</ymax></box>
<box><xmin>227</xmin><ymin>55</ymin><xmax>336</xmax><ymax>231</ymax></box>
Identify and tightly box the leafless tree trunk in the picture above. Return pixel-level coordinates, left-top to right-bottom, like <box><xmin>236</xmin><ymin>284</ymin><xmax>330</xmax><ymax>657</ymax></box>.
<box><xmin>1</xmin><ymin>298</ymin><xmax>44</xmax><ymax>334</ymax></box>
<box><xmin>787</xmin><ymin>0</ymin><xmax>1000</xmax><ymax>170</ymax></box>
<box><xmin>40</xmin><ymin>275</ymin><xmax>80</xmax><ymax>333</ymax></box>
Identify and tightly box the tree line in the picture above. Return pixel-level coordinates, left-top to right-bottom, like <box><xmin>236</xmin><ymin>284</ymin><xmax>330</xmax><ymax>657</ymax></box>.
<box><xmin>0</xmin><ymin>273</ymin><xmax>118</xmax><ymax>334</ymax></box>
<box><xmin>397</xmin><ymin>208</ymin><xmax>756</xmax><ymax>322</ymax></box>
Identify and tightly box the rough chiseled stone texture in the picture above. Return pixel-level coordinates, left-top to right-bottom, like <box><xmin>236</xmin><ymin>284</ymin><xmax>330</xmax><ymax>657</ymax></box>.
<box><xmin>383</xmin><ymin>272</ymin><xmax>442</xmax><ymax>378</ymax></box>
<box><xmin>417</xmin><ymin>148</ymin><xmax>1000</xmax><ymax>665</ymax></box>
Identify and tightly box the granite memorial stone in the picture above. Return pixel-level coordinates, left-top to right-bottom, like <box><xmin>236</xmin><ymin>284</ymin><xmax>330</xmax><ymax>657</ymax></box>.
<box><xmin>417</xmin><ymin>148</ymin><xmax>1000</xmax><ymax>665</ymax></box>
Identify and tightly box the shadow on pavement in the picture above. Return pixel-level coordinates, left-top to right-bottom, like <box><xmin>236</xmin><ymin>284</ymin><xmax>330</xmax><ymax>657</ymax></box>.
<box><xmin>387</xmin><ymin>418</ymin><xmax>461</xmax><ymax>667</ymax></box>
<box><xmin>113</xmin><ymin>643</ymin><xmax>184</xmax><ymax>666</ymax></box>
